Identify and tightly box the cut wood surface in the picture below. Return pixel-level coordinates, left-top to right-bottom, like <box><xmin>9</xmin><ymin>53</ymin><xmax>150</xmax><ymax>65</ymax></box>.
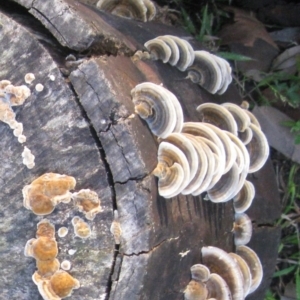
<box><xmin>0</xmin><ymin>1</ymin><xmax>281</xmax><ymax>299</ymax></box>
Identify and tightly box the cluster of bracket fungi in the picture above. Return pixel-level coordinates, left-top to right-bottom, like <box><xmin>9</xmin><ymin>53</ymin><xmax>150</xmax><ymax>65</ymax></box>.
<box><xmin>22</xmin><ymin>173</ymin><xmax>105</xmax><ymax>299</ymax></box>
<box><xmin>184</xmin><ymin>245</ymin><xmax>263</xmax><ymax>300</ymax></box>
<box><xmin>134</xmin><ymin>35</ymin><xmax>232</xmax><ymax>94</ymax></box>
<box><xmin>131</xmin><ymin>82</ymin><xmax>269</xmax><ymax>210</ymax></box>
<box><xmin>97</xmin><ymin>0</ymin><xmax>156</xmax><ymax>22</ymax></box>
<box><xmin>131</xmin><ymin>41</ymin><xmax>269</xmax><ymax>297</ymax></box>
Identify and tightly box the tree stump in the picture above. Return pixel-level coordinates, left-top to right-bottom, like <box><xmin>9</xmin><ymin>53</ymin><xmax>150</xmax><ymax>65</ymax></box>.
<box><xmin>0</xmin><ymin>1</ymin><xmax>281</xmax><ymax>299</ymax></box>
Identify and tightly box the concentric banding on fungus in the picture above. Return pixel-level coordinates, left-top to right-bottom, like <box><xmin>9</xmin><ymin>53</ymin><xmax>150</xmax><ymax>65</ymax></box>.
<box><xmin>190</xmin><ymin>137</ymin><xmax>216</xmax><ymax>196</ymax></box>
<box><xmin>229</xmin><ymin>252</ymin><xmax>252</xmax><ymax>297</ymax></box>
<box><xmin>211</xmin><ymin>55</ymin><xmax>231</xmax><ymax>95</ymax></box>
<box><xmin>206</xmin><ymin>273</ymin><xmax>232</xmax><ymax>300</ymax></box>
<box><xmin>246</xmin><ymin>124</ymin><xmax>269</xmax><ymax>173</ymax></box>
<box><xmin>243</xmin><ymin>109</ymin><xmax>261</xmax><ymax>129</ymax></box>
<box><xmin>181</xmin><ymin>134</ymin><xmax>209</xmax><ymax>195</ymax></box>
<box><xmin>164</xmin><ymin>35</ymin><xmax>195</xmax><ymax>71</ymax></box>
<box><xmin>201</xmin><ymin>246</ymin><xmax>244</xmax><ymax>300</ymax></box>
<box><xmin>196</xmin><ymin>103</ymin><xmax>238</xmax><ymax>136</ymax></box>
<box><xmin>153</xmin><ymin>141</ymin><xmax>190</xmax><ymax>198</ymax></box>
<box><xmin>161</xmin><ymin>133</ymin><xmax>198</xmax><ymax>189</ymax></box>
<box><xmin>233</xmin><ymin>180</ymin><xmax>255</xmax><ymax>213</ymax></box>
<box><xmin>236</xmin><ymin>245</ymin><xmax>263</xmax><ymax>294</ymax></box>
<box><xmin>144</xmin><ymin>38</ymin><xmax>172</xmax><ymax>63</ymax></box>
<box><xmin>201</xmin><ymin>123</ymin><xmax>237</xmax><ymax>174</ymax></box>
<box><xmin>156</xmin><ymin>36</ymin><xmax>180</xmax><ymax>66</ymax></box>
<box><xmin>182</xmin><ymin>122</ymin><xmax>226</xmax><ymax>176</ymax></box>
<box><xmin>187</xmin><ymin>51</ymin><xmax>222</xmax><ymax>94</ymax></box>
<box><xmin>221</xmin><ymin>103</ymin><xmax>251</xmax><ymax>132</ymax></box>
<box><xmin>131</xmin><ymin>82</ymin><xmax>176</xmax><ymax>138</ymax></box>
<box><xmin>190</xmin><ymin>264</ymin><xmax>210</xmax><ymax>282</ymax></box>
<box><xmin>207</xmin><ymin>163</ymin><xmax>240</xmax><ymax>203</ymax></box>
<box><xmin>143</xmin><ymin>0</ymin><xmax>156</xmax><ymax>21</ymax></box>
<box><xmin>224</xmin><ymin>131</ymin><xmax>250</xmax><ymax>200</ymax></box>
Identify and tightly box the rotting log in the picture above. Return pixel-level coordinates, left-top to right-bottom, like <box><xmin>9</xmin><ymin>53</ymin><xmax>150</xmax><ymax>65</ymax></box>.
<box><xmin>0</xmin><ymin>1</ymin><xmax>281</xmax><ymax>299</ymax></box>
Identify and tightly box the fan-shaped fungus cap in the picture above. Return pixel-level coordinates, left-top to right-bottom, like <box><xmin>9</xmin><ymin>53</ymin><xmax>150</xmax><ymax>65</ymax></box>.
<box><xmin>207</xmin><ymin>163</ymin><xmax>240</xmax><ymax>203</ymax></box>
<box><xmin>110</xmin><ymin>210</ymin><xmax>122</xmax><ymax>244</ymax></box>
<box><xmin>152</xmin><ymin>141</ymin><xmax>190</xmax><ymax>198</ymax></box>
<box><xmin>131</xmin><ymin>82</ymin><xmax>182</xmax><ymax>138</ymax></box>
<box><xmin>184</xmin><ymin>280</ymin><xmax>208</xmax><ymax>300</ymax></box>
<box><xmin>71</xmin><ymin>189</ymin><xmax>102</xmax><ymax>220</ymax></box>
<box><xmin>229</xmin><ymin>253</ymin><xmax>252</xmax><ymax>297</ymax></box>
<box><xmin>144</xmin><ymin>38</ymin><xmax>172</xmax><ymax>63</ymax></box>
<box><xmin>181</xmin><ymin>134</ymin><xmax>209</xmax><ymax>195</ymax></box>
<box><xmin>182</xmin><ymin>122</ymin><xmax>226</xmax><ymax>177</ymax></box>
<box><xmin>233</xmin><ymin>180</ymin><xmax>255</xmax><ymax>213</ymax></box>
<box><xmin>206</xmin><ymin>273</ymin><xmax>232</xmax><ymax>300</ymax></box>
<box><xmin>196</xmin><ymin>103</ymin><xmax>238</xmax><ymax>136</ymax></box>
<box><xmin>201</xmin><ymin>246</ymin><xmax>244</xmax><ymax>300</ymax></box>
<box><xmin>190</xmin><ymin>264</ymin><xmax>210</xmax><ymax>282</ymax></box>
<box><xmin>25</xmin><ymin>237</ymin><xmax>58</xmax><ymax>261</ymax></box>
<box><xmin>72</xmin><ymin>216</ymin><xmax>91</xmax><ymax>239</ymax></box>
<box><xmin>60</xmin><ymin>260</ymin><xmax>71</xmax><ymax>271</ymax></box>
<box><xmin>23</xmin><ymin>173</ymin><xmax>76</xmax><ymax>215</ymax></box>
<box><xmin>233</xmin><ymin>213</ymin><xmax>252</xmax><ymax>246</ymax></box>
<box><xmin>156</xmin><ymin>36</ymin><xmax>180</xmax><ymax>66</ymax></box>
<box><xmin>164</xmin><ymin>35</ymin><xmax>195</xmax><ymax>71</ymax></box>
<box><xmin>143</xmin><ymin>0</ymin><xmax>156</xmax><ymax>21</ymax></box>
<box><xmin>97</xmin><ymin>0</ymin><xmax>148</xmax><ymax>22</ymax></box>
<box><xmin>221</xmin><ymin>103</ymin><xmax>251</xmax><ymax>132</ymax></box>
<box><xmin>187</xmin><ymin>51</ymin><xmax>222</xmax><ymax>94</ymax></box>
<box><xmin>246</xmin><ymin>124</ymin><xmax>269</xmax><ymax>173</ymax></box>
<box><xmin>36</xmin><ymin>258</ymin><xmax>60</xmax><ymax>277</ymax></box>
<box><xmin>236</xmin><ymin>245</ymin><xmax>263</xmax><ymax>294</ymax></box>
<box><xmin>238</xmin><ymin>127</ymin><xmax>253</xmax><ymax>145</ymax></box>
<box><xmin>36</xmin><ymin>219</ymin><xmax>55</xmax><ymax>239</ymax></box>
<box><xmin>57</xmin><ymin>227</ymin><xmax>69</xmax><ymax>238</ymax></box>
<box><xmin>161</xmin><ymin>133</ymin><xmax>198</xmax><ymax>190</ymax></box>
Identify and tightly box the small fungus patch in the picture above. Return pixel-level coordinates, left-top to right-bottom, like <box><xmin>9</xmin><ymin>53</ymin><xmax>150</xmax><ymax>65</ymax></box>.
<box><xmin>71</xmin><ymin>189</ymin><xmax>102</xmax><ymax>220</ymax></box>
<box><xmin>22</xmin><ymin>173</ymin><xmax>76</xmax><ymax>216</ymax></box>
<box><xmin>24</xmin><ymin>73</ymin><xmax>35</xmax><ymax>84</ymax></box>
<box><xmin>57</xmin><ymin>227</ymin><xmax>68</xmax><ymax>238</ymax></box>
<box><xmin>71</xmin><ymin>216</ymin><xmax>91</xmax><ymax>239</ymax></box>
<box><xmin>35</xmin><ymin>83</ymin><xmax>44</xmax><ymax>92</ymax></box>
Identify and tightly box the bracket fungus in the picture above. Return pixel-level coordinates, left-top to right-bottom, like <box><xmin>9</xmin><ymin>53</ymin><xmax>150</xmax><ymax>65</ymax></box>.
<box><xmin>233</xmin><ymin>213</ymin><xmax>253</xmax><ymax>246</ymax></box>
<box><xmin>190</xmin><ymin>264</ymin><xmax>210</xmax><ymax>282</ymax></box>
<box><xmin>187</xmin><ymin>51</ymin><xmax>232</xmax><ymax>94</ymax></box>
<box><xmin>152</xmin><ymin>141</ymin><xmax>190</xmax><ymax>198</ymax></box>
<box><xmin>22</xmin><ymin>146</ymin><xmax>35</xmax><ymax>169</ymax></box>
<box><xmin>97</xmin><ymin>0</ymin><xmax>156</xmax><ymax>22</ymax></box>
<box><xmin>71</xmin><ymin>189</ymin><xmax>102</xmax><ymax>220</ymax></box>
<box><xmin>201</xmin><ymin>246</ymin><xmax>244</xmax><ymax>300</ymax></box>
<box><xmin>142</xmin><ymin>35</ymin><xmax>195</xmax><ymax>71</ymax></box>
<box><xmin>131</xmin><ymin>82</ymin><xmax>183</xmax><ymax>138</ymax></box>
<box><xmin>233</xmin><ymin>180</ymin><xmax>255</xmax><ymax>214</ymax></box>
<box><xmin>71</xmin><ymin>216</ymin><xmax>92</xmax><ymax>239</ymax></box>
<box><xmin>23</xmin><ymin>173</ymin><xmax>76</xmax><ymax>216</ymax></box>
<box><xmin>236</xmin><ymin>245</ymin><xmax>263</xmax><ymax>295</ymax></box>
<box><xmin>206</xmin><ymin>273</ymin><xmax>232</xmax><ymax>300</ymax></box>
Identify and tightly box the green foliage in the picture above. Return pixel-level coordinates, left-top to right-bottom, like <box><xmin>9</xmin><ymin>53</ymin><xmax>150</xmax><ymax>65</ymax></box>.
<box><xmin>216</xmin><ymin>51</ymin><xmax>253</xmax><ymax>61</ymax></box>
<box><xmin>282</xmin><ymin>120</ymin><xmax>300</xmax><ymax>145</ymax></box>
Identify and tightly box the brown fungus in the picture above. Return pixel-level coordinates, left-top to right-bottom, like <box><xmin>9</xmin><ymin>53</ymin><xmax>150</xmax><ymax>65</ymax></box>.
<box><xmin>72</xmin><ymin>216</ymin><xmax>92</xmax><ymax>239</ymax></box>
<box><xmin>23</xmin><ymin>173</ymin><xmax>76</xmax><ymax>216</ymax></box>
<box><xmin>184</xmin><ymin>280</ymin><xmax>208</xmax><ymax>300</ymax></box>
<box><xmin>71</xmin><ymin>189</ymin><xmax>102</xmax><ymax>220</ymax></box>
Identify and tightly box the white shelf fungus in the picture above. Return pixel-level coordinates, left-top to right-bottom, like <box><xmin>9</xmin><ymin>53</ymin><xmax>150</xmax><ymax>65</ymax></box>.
<box><xmin>131</xmin><ymin>82</ymin><xmax>269</xmax><ymax>214</ymax></box>
<box><xmin>97</xmin><ymin>0</ymin><xmax>156</xmax><ymax>22</ymax></box>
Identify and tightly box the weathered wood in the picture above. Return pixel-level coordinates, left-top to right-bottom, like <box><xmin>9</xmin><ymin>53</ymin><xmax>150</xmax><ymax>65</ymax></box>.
<box><xmin>0</xmin><ymin>1</ymin><xmax>282</xmax><ymax>300</ymax></box>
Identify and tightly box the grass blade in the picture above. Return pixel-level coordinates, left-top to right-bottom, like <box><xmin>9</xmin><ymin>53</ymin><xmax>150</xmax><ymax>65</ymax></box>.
<box><xmin>216</xmin><ymin>51</ymin><xmax>253</xmax><ymax>61</ymax></box>
<box><xmin>273</xmin><ymin>265</ymin><xmax>296</xmax><ymax>278</ymax></box>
